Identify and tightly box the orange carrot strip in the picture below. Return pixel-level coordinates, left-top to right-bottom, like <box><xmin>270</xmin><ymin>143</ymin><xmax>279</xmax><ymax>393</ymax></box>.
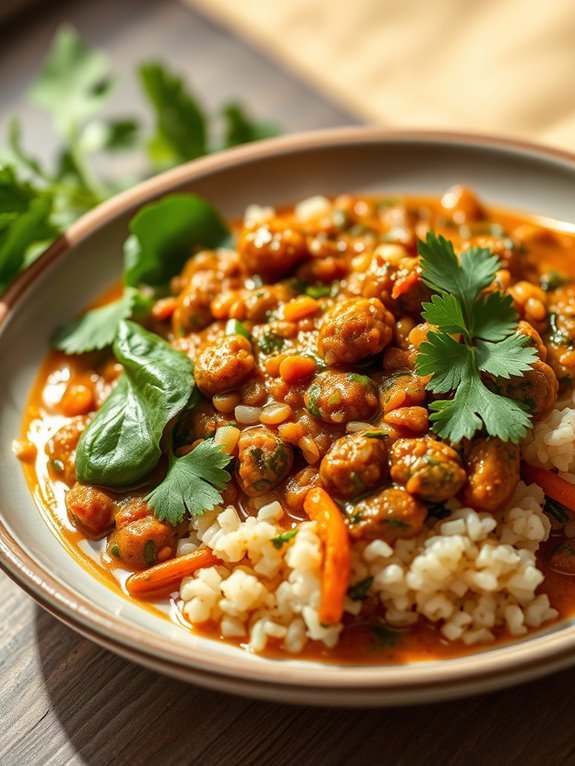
<box><xmin>125</xmin><ymin>548</ymin><xmax>221</xmax><ymax>596</ymax></box>
<box><xmin>521</xmin><ymin>462</ymin><xmax>575</xmax><ymax>511</ymax></box>
<box><xmin>303</xmin><ymin>487</ymin><xmax>351</xmax><ymax>625</ymax></box>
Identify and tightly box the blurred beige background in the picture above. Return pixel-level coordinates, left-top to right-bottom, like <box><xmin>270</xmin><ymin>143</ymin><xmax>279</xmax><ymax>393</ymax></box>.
<box><xmin>186</xmin><ymin>0</ymin><xmax>575</xmax><ymax>150</ymax></box>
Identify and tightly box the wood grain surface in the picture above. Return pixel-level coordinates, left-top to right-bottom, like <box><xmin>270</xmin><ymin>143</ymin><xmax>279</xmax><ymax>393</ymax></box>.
<box><xmin>1</xmin><ymin>2</ymin><xmax>575</xmax><ymax>765</ymax></box>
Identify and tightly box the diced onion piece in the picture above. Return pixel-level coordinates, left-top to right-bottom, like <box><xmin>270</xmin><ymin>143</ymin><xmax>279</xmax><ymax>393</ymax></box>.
<box><xmin>235</xmin><ymin>405</ymin><xmax>263</xmax><ymax>425</ymax></box>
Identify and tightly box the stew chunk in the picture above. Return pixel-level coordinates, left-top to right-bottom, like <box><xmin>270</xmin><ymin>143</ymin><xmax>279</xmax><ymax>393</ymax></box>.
<box><xmin>66</xmin><ymin>483</ymin><xmax>117</xmax><ymax>538</ymax></box>
<box><xmin>194</xmin><ymin>334</ymin><xmax>255</xmax><ymax>396</ymax></box>
<box><xmin>318</xmin><ymin>298</ymin><xmax>394</xmax><ymax>365</ymax></box>
<box><xmin>304</xmin><ymin>372</ymin><xmax>379</xmax><ymax>425</ymax></box>
<box><xmin>319</xmin><ymin>432</ymin><xmax>389</xmax><ymax>498</ymax></box>
<box><xmin>236</xmin><ymin>426</ymin><xmax>294</xmax><ymax>496</ymax></box>
<box><xmin>107</xmin><ymin>516</ymin><xmax>176</xmax><ymax>570</ymax></box>
<box><xmin>390</xmin><ymin>438</ymin><xmax>467</xmax><ymax>502</ymax></box>
<box><xmin>461</xmin><ymin>437</ymin><xmax>520</xmax><ymax>513</ymax></box>
<box><xmin>349</xmin><ymin>487</ymin><xmax>427</xmax><ymax>542</ymax></box>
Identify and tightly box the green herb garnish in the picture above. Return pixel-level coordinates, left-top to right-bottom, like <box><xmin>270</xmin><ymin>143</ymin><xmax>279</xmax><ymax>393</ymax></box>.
<box><xmin>146</xmin><ymin>439</ymin><xmax>232</xmax><ymax>526</ymax></box>
<box><xmin>52</xmin><ymin>194</ymin><xmax>231</xmax><ymax>353</ymax></box>
<box><xmin>348</xmin><ymin>577</ymin><xmax>373</xmax><ymax>601</ymax></box>
<box><xmin>143</xmin><ymin>540</ymin><xmax>156</xmax><ymax>566</ymax></box>
<box><xmin>543</xmin><ymin>497</ymin><xmax>571</xmax><ymax>524</ymax></box>
<box><xmin>415</xmin><ymin>232</ymin><xmax>538</xmax><ymax>443</ymax></box>
<box><xmin>370</xmin><ymin>625</ymin><xmax>399</xmax><ymax>647</ymax></box>
<box><xmin>541</xmin><ymin>270</ymin><xmax>570</xmax><ymax>292</ymax></box>
<box><xmin>225</xmin><ymin>318</ymin><xmax>252</xmax><ymax>341</ymax></box>
<box><xmin>549</xmin><ymin>313</ymin><xmax>570</xmax><ymax>347</ymax></box>
<box><xmin>1</xmin><ymin>26</ymin><xmax>279</xmax><ymax>293</ymax></box>
<box><xmin>305</xmin><ymin>284</ymin><xmax>332</xmax><ymax>299</ymax></box>
<box><xmin>425</xmin><ymin>502</ymin><xmax>451</xmax><ymax>520</ymax></box>
<box><xmin>271</xmin><ymin>528</ymin><xmax>299</xmax><ymax>549</ymax></box>
<box><xmin>258</xmin><ymin>331</ymin><xmax>285</xmax><ymax>354</ymax></box>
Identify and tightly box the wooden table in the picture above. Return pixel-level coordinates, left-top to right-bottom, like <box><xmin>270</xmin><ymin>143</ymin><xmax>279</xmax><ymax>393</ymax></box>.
<box><xmin>1</xmin><ymin>2</ymin><xmax>575</xmax><ymax>764</ymax></box>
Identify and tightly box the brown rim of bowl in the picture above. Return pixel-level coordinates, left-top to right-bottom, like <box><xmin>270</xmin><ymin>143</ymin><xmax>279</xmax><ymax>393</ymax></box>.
<box><xmin>2</xmin><ymin>127</ymin><xmax>575</xmax><ymax>695</ymax></box>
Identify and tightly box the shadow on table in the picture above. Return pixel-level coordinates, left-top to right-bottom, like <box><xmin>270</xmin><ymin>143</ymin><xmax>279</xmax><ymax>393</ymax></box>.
<box><xmin>35</xmin><ymin>606</ymin><xmax>575</xmax><ymax>766</ymax></box>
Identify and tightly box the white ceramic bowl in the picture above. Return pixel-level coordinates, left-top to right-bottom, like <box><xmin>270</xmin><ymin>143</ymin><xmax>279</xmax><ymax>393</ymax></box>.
<box><xmin>2</xmin><ymin>128</ymin><xmax>575</xmax><ymax>706</ymax></box>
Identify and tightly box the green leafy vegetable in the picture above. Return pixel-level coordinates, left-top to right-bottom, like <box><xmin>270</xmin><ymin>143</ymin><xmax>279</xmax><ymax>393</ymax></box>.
<box><xmin>348</xmin><ymin>577</ymin><xmax>373</xmax><ymax>601</ymax></box>
<box><xmin>52</xmin><ymin>194</ymin><xmax>231</xmax><ymax>354</ymax></box>
<box><xmin>139</xmin><ymin>62</ymin><xmax>207</xmax><ymax>168</ymax></box>
<box><xmin>75</xmin><ymin>320</ymin><xmax>195</xmax><ymax>486</ymax></box>
<box><xmin>271</xmin><ymin>528</ymin><xmax>299</xmax><ymax>549</ymax></box>
<box><xmin>0</xmin><ymin>26</ymin><xmax>281</xmax><ymax>295</ymax></box>
<box><xmin>147</xmin><ymin>439</ymin><xmax>232</xmax><ymax>525</ymax></box>
<box><xmin>222</xmin><ymin>103</ymin><xmax>279</xmax><ymax>149</ymax></box>
<box><xmin>29</xmin><ymin>25</ymin><xmax>113</xmax><ymax>137</ymax></box>
<box><xmin>51</xmin><ymin>287</ymin><xmax>137</xmax><ymax>354</ymax></box>
<box><xmin>415</xmin><ymin>233</ymin><xmax>538</xmax><ymax>443</ymax></box>
<box><xmin>0</xmin><ymin>165</ymin><xmax>55</xmax><ymax>290</ymax></box>
<box><xmin>124</xmin><ymin>193</ymin><xmax>231</xmax><ymax>288</ymax></box>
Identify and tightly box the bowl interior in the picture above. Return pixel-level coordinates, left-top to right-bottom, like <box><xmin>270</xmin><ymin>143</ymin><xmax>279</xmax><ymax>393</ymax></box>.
<box><xmin>2</xmin><ymin>130</ymin><xmax>575</xmax><ymax>702</ymax></box>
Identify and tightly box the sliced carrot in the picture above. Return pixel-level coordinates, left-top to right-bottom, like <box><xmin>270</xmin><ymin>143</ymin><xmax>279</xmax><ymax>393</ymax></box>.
<box><xmin>391</xmin><ymin>270</ymin><xmax>419</xmax><ymax>300</ymax></box>
<box><xmin>279</xmin><ymin>354</ymin><xmax>317</xmax><ymax>382</ymax></box>
<box><xmin>303</xmin><ymin>487</ymin><xmax>351</xmax><ymax>625</ymax></box>
<box><xmin>282</xmin><ymin>295</ymin><xmax>319</xmax><ymax>321</ymax></box>
<box><xmin>521</xmin><ymin>462</ymin><xmax>575</xmax><ymax>511</ymax></box>
<box><xmin>125</xmin><ymin>548</ymin><xmax>221</xmax><ymax>596</ymax></box>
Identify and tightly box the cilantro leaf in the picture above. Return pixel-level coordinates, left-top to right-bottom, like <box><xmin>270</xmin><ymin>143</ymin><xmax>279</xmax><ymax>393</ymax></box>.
<box><xmin>470</xmin><ymin>291</ymin><xmax>518</xmax><ymax>340</ymax></box>
<box><xmin>51</xmin><ymin>287</ymin><xmax>137</xmax><ymax>354</ymax></box>
<box><xmin>29</xmin><ymin>25</ymin><xmax>113</xmax><ymax>136</ymax></box>
<box><xmin>416</xmin><ymin>332</ymin><xmax>471</xmax><ymax>393</ymax></box>
<box><xmin>420</xmin><ymin>293</ymin><xmax>468</xmax><ymax>336</ymax></box>
<box><xmin>222</xmin><ymin>103</ymin><xmax>280</xmax><ymax>149</ymax></box>
<box><xmin>416</xmin><ymin>232</ymin><xmax>540</xmax><ymax>443</ymax></box>
<box><xmin>475</xmin><ymin>334</ymin><xmax>538</xmax><ymax>379</ymax></box>
<box><xmin>147</xmin><ymin>440</ymin><xmax>232</xmax><ymax>525</ymax></box>
<box><xmin>419</xmin><ymin>234</ymin><xmax>498</xmax><ymax>314</ymax></box>
<box><xmin>139</xmin><ymin>62</ymin><xmax>206</xmax><ymax>168</ymax></box>
<box><xmin>0</xmin><ymin>165</ymin><xmax>55</xmax><ymax>290</ymax></box>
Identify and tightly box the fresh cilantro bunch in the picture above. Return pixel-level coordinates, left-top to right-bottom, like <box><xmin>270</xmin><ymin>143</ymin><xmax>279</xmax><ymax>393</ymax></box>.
<box><xmin>0</xmin><ymin>25</ymin><xmax>279</xmax><ymax>292</ymax></box>
<box><xmin>415</xmin><ymin>233</ymin><xmax>538</xmax><ymax>443</ymax></box>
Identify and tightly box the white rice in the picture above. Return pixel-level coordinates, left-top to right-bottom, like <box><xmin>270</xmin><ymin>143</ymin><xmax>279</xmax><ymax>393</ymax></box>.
<box><xmin>522</xmin><ymin>388</ymin><xmax>575</xmax><ymax>476</ymax></box>
<box><xmin>178</xmin><ymin>483</ymin><xmax>558</xmax><ymax>654</ymax></box>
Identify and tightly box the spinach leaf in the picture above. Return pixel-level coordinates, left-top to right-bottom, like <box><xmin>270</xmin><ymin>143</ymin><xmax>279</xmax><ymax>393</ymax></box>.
<box><xmin>124</xmin><ymin>193</ymin><xmax>231</xmax><ymax>288</ymax></box>
<box><xmin>75</xmin><ymin>319</ymin><xmax>194</xmax><ymax>486</ymax></box>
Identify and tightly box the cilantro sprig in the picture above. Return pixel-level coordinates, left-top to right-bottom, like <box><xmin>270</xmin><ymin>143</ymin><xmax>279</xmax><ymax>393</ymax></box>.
<box><xmin>0</xmin><ymin>26</ymin><xmax>279</xmax><ymax>292</ymax></box>
<box><xmin>147</xmin><ymin>439</ymin><xmax>232</xmax><ymax>526</ymax></box>
<box><xmin>415</xmin><ymin>233</ymin><xmax>538</xmax><ymax>443</ymax></box>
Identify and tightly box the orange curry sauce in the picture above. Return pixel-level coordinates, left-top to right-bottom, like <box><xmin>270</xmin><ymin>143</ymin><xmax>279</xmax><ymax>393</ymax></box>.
<box><xmin>18</xmin><ymin>195</ymin><xmax>575</xmax><ymax>664</ymax></box>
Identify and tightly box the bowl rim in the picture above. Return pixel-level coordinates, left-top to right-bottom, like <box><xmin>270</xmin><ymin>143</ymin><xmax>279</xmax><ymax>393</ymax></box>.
<box><xmin>3</xmin><ymin>126</ymin><xmax>575</xmax><ymax>698</ymax></box>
